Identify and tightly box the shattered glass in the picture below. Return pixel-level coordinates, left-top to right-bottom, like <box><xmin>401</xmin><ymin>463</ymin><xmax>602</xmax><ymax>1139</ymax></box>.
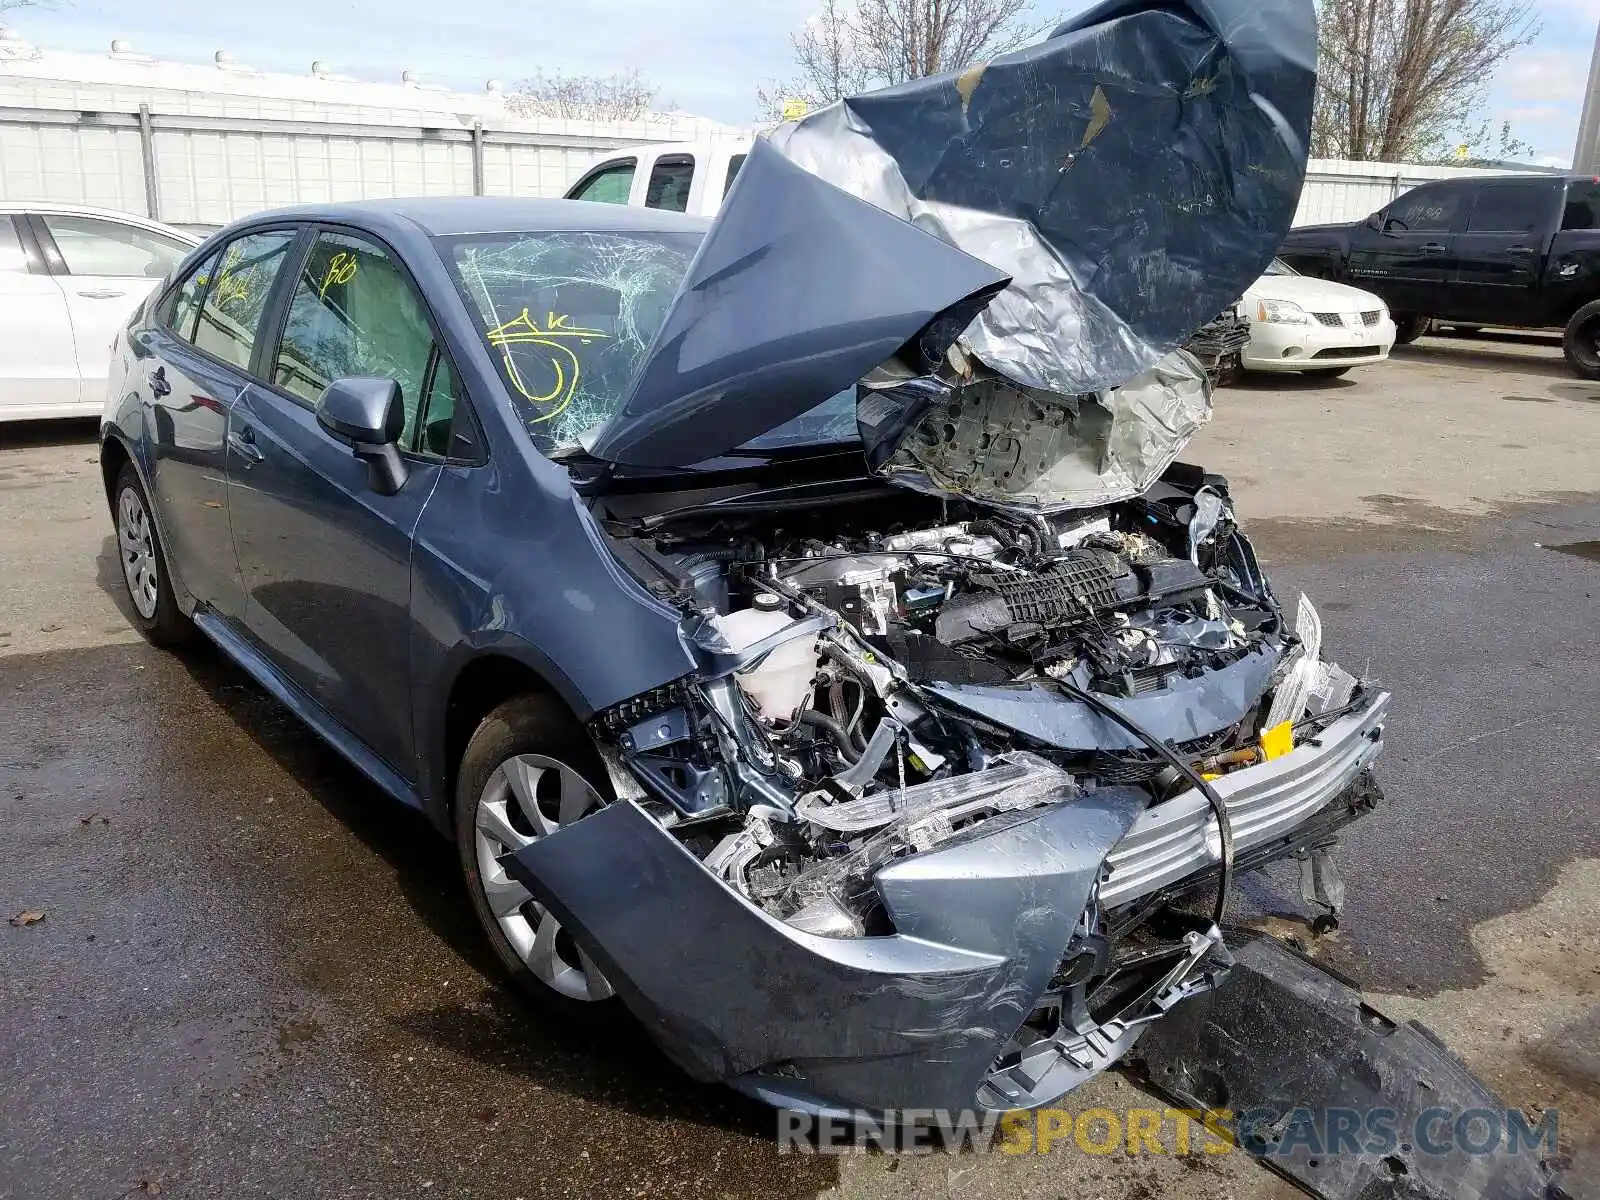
<box><xmin>442</xmin><ymin>231</ymin><xmax>700</xmax><ymax>452</ymax></box>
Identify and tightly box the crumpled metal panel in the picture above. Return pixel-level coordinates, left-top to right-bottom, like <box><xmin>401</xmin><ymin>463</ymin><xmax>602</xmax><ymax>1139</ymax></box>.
<box><xmin>859</xmin><ymin>350</ymin><xmax>1211</xmax><ymax>512</ymax></box>
<box><xmin>501</xmin><ymin>790</ymin><xmax>1144</xmax><ymax>1113</ymax></box>
<box><xmin>586</xmin><ymin>141</ymin><xmax>1009</xmax><ymax>468</ymax></box>
<box><xmin>1134</xmin><ymin>934</ymin><xmax>1564</xmax><ymax>1200</ymax></box>
<box><xmin>925</xmin><ymin>645</ymin><xmax>1281</xmax><ymax>753</ymax></box>
<box><xmin>770</xmin><ymin>0</ymin><xmax>1317</xmax><ymax>397</ymax></box>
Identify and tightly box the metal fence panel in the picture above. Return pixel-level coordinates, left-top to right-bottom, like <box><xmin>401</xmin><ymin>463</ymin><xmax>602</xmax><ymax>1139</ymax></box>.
<box><xmin>0</xmin><ymin>79</ymin><xmax>1548</xmax><ymax>229</ymax></box>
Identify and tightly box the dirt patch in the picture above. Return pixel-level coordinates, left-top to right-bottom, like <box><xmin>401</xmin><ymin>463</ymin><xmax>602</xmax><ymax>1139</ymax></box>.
<box><xmin>1367</xmin><ymin>858</ymin><xmax>1600</xmax><ymax>1189</ymax></box>
<box><xmin>1243</xmin><ymin>491</ymin><xmax>1600</xmax><ymax>564</ymax></box>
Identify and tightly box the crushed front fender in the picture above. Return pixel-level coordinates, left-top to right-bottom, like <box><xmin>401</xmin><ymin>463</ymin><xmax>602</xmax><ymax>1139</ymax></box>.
<box><xmin>501</xmin><ymin>788</ymin><xmax>1146</xmax><ymax>1113</ymax></box>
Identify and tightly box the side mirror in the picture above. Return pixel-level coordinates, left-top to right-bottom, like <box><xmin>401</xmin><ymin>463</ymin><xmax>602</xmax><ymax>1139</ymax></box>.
<box><xmin>316</xmin><ymin>376</ymin><xmax>409</xmax><ymax>495</ymax></box>
<box><xmin>1365</xmin><ymin>212</ymin><xmax>1382</xmax><ymax>231</ymax></box>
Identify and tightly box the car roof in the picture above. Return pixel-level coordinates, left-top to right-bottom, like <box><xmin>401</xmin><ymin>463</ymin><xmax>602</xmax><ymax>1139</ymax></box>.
<box><xmin>588</xmin><ymin>139</ymin><xmax>755</xmax><ymax>159</ymax></box>
<box><xmin>0</xmin><ymin>201</ymin><xmax>199</xmax><ymax>237</ymax></box>
<box><xmin>236</xmin><ymin>196</ymin><xmax>714</xmax><ymax>237</ymax></box>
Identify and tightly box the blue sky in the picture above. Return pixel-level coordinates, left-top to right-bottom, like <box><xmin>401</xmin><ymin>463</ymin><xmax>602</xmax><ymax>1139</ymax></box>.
<box><xmin>5</xmin><ymin>0</ymin><xmax>1595</xmax><ymax>164</ymax></box>
<box><xmin>1488</xmin><ymin>0</ymin><xmax>1599</xmax><ymax>165</ymax></box>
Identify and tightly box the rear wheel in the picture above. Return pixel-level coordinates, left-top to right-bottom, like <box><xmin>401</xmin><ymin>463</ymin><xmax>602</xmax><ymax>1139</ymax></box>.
<box><xmin>1562</xmin><ymin>301</ymin><xmax>1600</xmax><ymax>380</ymax></box>
<box><xmin>1391</xmin><ymin>314</ymin><xmax>1430</xmax><ymax>345</ymax></box>
<box><xmin>112</xmin><ymin>462</ymin><xmax>191</xmax><ymax>646</ymax></box>
<box><xmin>454</xmin><ymin>693</ymin><xmax>618</xmax><ymax>1013</ymax></box>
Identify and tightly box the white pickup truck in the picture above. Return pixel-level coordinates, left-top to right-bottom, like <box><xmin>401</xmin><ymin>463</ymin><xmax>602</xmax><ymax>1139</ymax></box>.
<box><xmin>563</xmin><ymin>140</ymin><xmax>753</xmax><ymax>218</ymax></box>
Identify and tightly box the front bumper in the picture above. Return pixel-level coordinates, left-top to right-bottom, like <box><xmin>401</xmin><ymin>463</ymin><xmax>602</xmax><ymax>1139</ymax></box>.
<box><xmin>502</xmin><ymin>693</ymin><xmax>1389</xmax><ymax>1115</ymax></box>
<box><xmin>1243</xmin><ymin>316</ymin><xmax>1395</xmax><ymax>370</ymax></box>
<box><xmin>1101</xmin><ymin>693</ymin><xmax>1389</xmax><ymax>907</ymax></box>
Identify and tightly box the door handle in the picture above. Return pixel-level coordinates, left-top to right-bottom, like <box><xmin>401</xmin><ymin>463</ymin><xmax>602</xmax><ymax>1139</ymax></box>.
<box><xmin>1507</xmin><ymin>245</ymin><xmax>1536</xmax><ymax>254</ymax></box>
<box><xmin>227</xmin><ymin>428</ymin><xmax>266</xmax><ymax>465</ymax></box>
<box><xmin>1419</xmin><ymin>242</ymin><xmax>1447</xmax><ymax>253</ymax></box>
<box><xmin>76</xmin><ymin>288</ymin><xmax>127</xmax><ymax>299</ymax></box>
<box><xmin>148</xmin><ymin>366</ymin><xmax>171</xmax><ymax>398</ymax></box>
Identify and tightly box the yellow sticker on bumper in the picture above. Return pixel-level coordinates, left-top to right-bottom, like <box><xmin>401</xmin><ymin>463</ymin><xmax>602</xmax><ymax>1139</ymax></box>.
<box><xmin>1260</xmin><ymin>720</ymin><xmax>1294</xmax><ymax>760</ymax></box>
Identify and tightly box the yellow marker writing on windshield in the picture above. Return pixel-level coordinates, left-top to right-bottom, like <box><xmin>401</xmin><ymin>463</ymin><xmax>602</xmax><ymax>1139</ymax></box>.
<box><xmin>484</xmin><ymin>308</ymin><xmax>609</xmax><ymax>423</ymax></box>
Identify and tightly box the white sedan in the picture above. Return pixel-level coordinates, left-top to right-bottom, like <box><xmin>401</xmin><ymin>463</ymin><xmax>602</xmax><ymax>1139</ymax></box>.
<box><xmin>1</xmin><ymin>204</ymin><xmax>198</xmax><ymax>421</ymax></box>
<box><xmin>1239</xmin><ymin>258</ymin><xmax>1396</xmax><ymax>376</ymax></box>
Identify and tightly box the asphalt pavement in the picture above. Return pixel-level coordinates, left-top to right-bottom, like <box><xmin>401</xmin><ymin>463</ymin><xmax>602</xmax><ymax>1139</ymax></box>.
<box><xmin>2</xmin><ymin>331</ymin><xmax>1597</xmax><ymax>1200</ymax></box>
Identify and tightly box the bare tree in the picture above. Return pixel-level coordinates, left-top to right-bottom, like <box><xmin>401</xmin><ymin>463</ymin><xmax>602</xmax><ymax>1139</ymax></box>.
<box><xmin>1313</xmin><ymin>0</ymin><xmax>1539</xmax><ymax>163</ymax></box>
<box><xmin>505</xmin><ymin>69</ymin><xmax>661</xmax><ymax>121</ymax></box>
<box><xmin>760</xmin><ymin>0</ymin><xmax>1040</xmax><ymax>119</ymax></box>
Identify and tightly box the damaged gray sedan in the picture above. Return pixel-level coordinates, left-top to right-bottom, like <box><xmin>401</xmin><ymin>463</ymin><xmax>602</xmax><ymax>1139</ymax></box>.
<box><xmin>103</xmin><ymin>0</ymin><xmax>1380</xmax><ymax>1118</ymax></box>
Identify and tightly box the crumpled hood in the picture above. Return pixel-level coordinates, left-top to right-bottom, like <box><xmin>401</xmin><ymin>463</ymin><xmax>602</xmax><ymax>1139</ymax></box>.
<box><xmin>771</xmin><ymin>0</ymin><xmax>1317</xmax><ymax>397</ymax></box>
<box><xmin>591</xmin><ymin>0</ymin><xmax>1316</xmax><ymax>491</ymax></box>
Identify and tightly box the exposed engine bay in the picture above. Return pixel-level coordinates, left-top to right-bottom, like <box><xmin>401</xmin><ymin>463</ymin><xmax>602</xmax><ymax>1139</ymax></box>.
<box><xmin>582</xmin><ymin>461</ymin><xmax>1382</xmax><ymax>1106</ymax></box>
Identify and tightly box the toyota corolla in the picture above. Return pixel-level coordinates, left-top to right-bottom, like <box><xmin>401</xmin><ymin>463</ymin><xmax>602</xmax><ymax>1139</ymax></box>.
<box><xmin>99</xmin><ymin>0</ymin><xmax>1385</xmax><ymax>1118</ymax></box>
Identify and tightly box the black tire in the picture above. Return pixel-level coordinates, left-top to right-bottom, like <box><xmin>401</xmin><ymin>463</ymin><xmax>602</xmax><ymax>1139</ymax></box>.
<box><xmin>453</xmin><ymin>693</ymin><xmax>618</xmax><ymax>1015</ymax></box>
<box><xmin>1562</xmin><ymin>300</ymin><xmax>1600</xmax><ymax>380</ymax></box>
<box><xmin>111</xmin><ymin>462</ymin><xmax>192</xmax><ymax>646</ymax></box>
<box><xmin>1391</xmin><ymin>314</ymin><xmax>1430</xmax><ymax>345</ymax></box>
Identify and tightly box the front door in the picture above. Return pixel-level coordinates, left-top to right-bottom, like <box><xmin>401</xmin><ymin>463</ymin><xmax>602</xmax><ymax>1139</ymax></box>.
<box><xmin>226</xmin><ymin>227</ymin><xmax>457</xmax><ymax>776</ymax></box>
<box><xmin>0</xmin><ymin>214</ymin><xmax>78</xmax><ymax>416</ymax></box>
<box><xmin>1347</xmin><ymin>181</ymin><xmax>1467</xmax><ymax>314</ymax></box>
<box><xmin>32</xmin><ymin>212</ymin><xmax>193</xmax><ymax>404</ymax></box>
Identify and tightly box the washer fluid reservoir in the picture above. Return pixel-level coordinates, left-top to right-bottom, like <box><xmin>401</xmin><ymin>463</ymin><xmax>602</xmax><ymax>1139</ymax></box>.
<box><xmin>715</xmin><ymin>594</ymin><xmax>820</xmax><ymax>725</ymax></box>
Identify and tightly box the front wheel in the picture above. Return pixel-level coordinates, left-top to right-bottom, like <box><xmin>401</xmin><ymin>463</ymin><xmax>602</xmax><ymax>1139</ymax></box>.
<box><xmin>1391</xmin><ymin>314</ymin><xmax>1430</xmax><ymax>345</ymax></box>
<box><xmin>454</xmin><ymin>693</ymin><xmax>618</xmax><ymax>1013</ymax></box>
<box><xmin>112</xmin><ymin>462</ymin><xmax>191</xmax><ymax>646</ymax></box>
<box><xmin>1562</xmin><ymin>300</ymin><xmax>1600</xmax><ymax>380</ymax></box>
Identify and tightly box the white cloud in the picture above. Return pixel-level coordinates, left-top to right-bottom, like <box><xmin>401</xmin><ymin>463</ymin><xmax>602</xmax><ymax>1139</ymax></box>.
<box><xmin>1537</xmin><ymin>0</ymin><xmax>1600</xmax><ymax>17</ymax></box>
<box><xmin>1496</xmin><ymin>47</ymin><xmax>1591</xmax><ymax>100</ymax></box>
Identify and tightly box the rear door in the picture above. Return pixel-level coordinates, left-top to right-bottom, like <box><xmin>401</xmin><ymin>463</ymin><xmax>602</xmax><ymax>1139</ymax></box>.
<box><xmin>31</xmin><ymin>213</ymin><xmax>192</xmax><ymax>404</ymax></box>
<box><xmin>138</xmin><ymin>228</ymin><xmax>299</xmax><ymax>619</ymax></box>
<box><xmin>1347</xmin><ymin>182</ymin><xmax>1468</xmax><ymax>313</ymax></box>
<box><xmin>0</xmin><ymin>214</ymin><xmax>78</xmax><ymax>416</ymax></box>
<box><xmin>226</xmin><ymin>225</ymin><xmax>466</xmax><ymax>776</ymax></box>
<box><xmin>1450</xmin><ymin>179</ymin><xmax>1560</xmax><ymax>324</ymax></box>
<box><xmin>643</xmin><ymin>153</ymin><xmax>697</xmax><ymax>214</ymax></box>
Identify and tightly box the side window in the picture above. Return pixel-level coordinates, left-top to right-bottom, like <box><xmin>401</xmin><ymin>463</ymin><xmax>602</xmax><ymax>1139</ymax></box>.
<box><xmin>0</xmin><ymin>216</ymin><xmax>28</xmax><ymax>273</ymax></box>
<box><xmin>722</xmin><ymin>153</ymin><xmax>748</xmax><ymax>199</ymax></box>
<box><xmin>1387</xmin><ymin>185</ymin><xmax>1461</xmax><ymax>233</ymax></box>
<box><xmin>193</xmin><ymin>231</ymin><xmax>296</xmax><ymax>370</ymax></box>
<box><xmin>570</xmin><ymin>160</ymin><xmax>636</xmax><ymax>205</ymax></box>
<box><xmin>645</xmin><ymin>155</ymin><xmax>695</xmax><ymax>212</ymax></box>
<box><xmin>157</xmin><ymin>250</ymin><xmax>220</xmax><ymax>343</ymax></box>
<box><xmin>416</xmin><ymin>355</ymin><xmax>480</xmax><ymax>461</ymax></box>
<box><xmin>1562</xmin><ymin>180</ymin><xmax>1600</xmax><ymax>231</ymax></box>
<box><xmin>1465</xmin><ymin>183</ymin><xmax>1546</xmax><ymax>234</ymax></box>
<box><xmin>39</xmin><ymin>214</ymin><xmax>190</xmax><ymax>278</ymax></box>
<box><xmin>272</xmin><ymin>230</ymin><xmax>436</xmax><ymax>445</ymax></box>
